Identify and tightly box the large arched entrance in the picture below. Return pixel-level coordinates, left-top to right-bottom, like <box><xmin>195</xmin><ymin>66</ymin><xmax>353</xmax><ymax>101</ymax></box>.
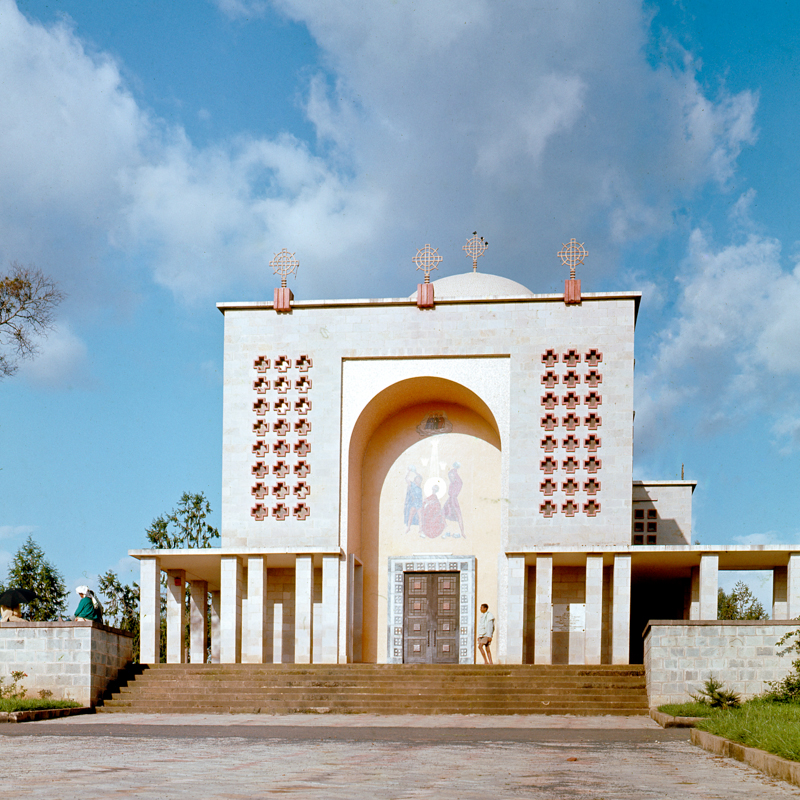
<box><xmin>346</xmin><ymin>376</ymin><xmax>502</xmax><ymax>663</ymax></box>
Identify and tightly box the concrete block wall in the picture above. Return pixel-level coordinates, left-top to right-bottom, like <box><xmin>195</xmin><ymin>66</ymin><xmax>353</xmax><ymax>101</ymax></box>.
<box><xmin>644</xmin><ymin>621</ymin><xmax>800</xmax><ymax>707</ymax></box>
<box><xmin>0</xmin><ymin>621</ymin><xmax>133</xmax><ymax>707</ymax></box>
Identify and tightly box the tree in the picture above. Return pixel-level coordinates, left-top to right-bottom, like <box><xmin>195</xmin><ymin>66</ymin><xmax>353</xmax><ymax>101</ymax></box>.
<box><xmin>717</xmin><ymin>580</ymin><xmax>768</xmax><ymax>620</ymax></box>
<box><xmin>145</xmin><ymin>491</ymin><xmax>220</xmax><ymax>549</ymax></box>
<box><xmin>97</xmin><ymin>569</ymin><xmax>140</xmax><ymax>661</ymax></box>
<box><xmin>2</xmin><ymin>536</ymin><xmax>68</xmax><ymax>620</ymax></box>
<box><xmin>0</xmin><ymin>262</ymin><xmax>64</xmax><ymax>378</ymax></box>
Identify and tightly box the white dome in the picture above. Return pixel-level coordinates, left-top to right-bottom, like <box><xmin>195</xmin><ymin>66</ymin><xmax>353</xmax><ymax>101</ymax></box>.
<box><xmin>409</xmin><ymin>271</ymin><xmax>535</xmax><ymax>300</ymax></box>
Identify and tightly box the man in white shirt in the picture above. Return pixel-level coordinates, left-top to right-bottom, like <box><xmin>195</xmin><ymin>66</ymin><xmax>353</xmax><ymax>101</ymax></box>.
<box><xmin>477</xmin><ymin>603</ymin><xmax>495</xmax><ymax>664</ymax></box>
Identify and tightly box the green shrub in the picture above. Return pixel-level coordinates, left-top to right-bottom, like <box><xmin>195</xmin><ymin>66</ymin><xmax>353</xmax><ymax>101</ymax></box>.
<box><xmin>765</xmin><ymin>627</ymin><xmax>800</xmax><ymax>702</ymax></box>
<box><xmin>690</xmin><ymin>675</ymin><xmax>741</xmax><ymax>709</ymax></box>
<box><xmin>0</xmin><ymin>671</ymin><xmax>27</xmax><ymax>700</ymax></box>
<box><xmin>658</xmin><ymin>701</ymin><xmax>714</xmax><ymax>717</ymax></box>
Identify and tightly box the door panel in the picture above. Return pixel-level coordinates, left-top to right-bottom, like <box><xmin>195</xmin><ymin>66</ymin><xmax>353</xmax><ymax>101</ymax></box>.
<box><xmin>403</xmin><ymin>572</ymin><xmax>460</xmax><ymax>664</ymax></box>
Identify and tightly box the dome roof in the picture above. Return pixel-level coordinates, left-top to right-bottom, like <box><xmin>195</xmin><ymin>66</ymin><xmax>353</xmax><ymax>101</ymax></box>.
<box><xmin>409</xmin><ymin>271</ymin><xmax>534</xmax><ymax>300</ymax></box>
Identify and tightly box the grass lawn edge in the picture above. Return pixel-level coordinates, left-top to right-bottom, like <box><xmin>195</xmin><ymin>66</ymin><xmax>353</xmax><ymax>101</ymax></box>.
<box><xmin>691</xmin><ymin>728</ymin><xmax>800</xmax><ymax>789</ymax></box>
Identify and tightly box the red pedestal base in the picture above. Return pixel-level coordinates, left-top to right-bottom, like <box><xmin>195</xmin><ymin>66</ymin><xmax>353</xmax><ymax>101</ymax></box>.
<box><xmin>274</xmin><ymin>287</ymin><xmax>294</xmax><ymax>313</ymax></box>
<box><xmin>417</xmin><ymin>283</ymin><xmax>435</xmax><ymax>309</ymax></box>
<box><xmin>565</xmin><ymin>278</ymin><xmax>581</xmax><ymax>305</ymax></box>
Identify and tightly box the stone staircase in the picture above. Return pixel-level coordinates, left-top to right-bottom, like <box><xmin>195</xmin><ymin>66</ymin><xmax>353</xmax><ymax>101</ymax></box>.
<box><xmin>98</xmin><ymin>664</ymin><xmax>648</xmax><ymax>715</ymax></box>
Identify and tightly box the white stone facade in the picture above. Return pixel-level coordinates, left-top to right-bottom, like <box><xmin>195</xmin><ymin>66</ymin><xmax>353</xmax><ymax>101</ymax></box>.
<box><xmin>0</xmin><ymin>621</ymin><xmax>133</xmax><ymax>706</ymax></box>
<box><xmin>131</xmin><ymin>271</ymin><xmax>800</xmax><ymax>667</ymax></box>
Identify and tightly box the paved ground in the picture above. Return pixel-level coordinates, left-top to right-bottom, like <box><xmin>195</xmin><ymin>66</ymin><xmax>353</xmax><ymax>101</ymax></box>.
<box><xmin>1</xmin><ymin>714</ymin><xmax>798</xmax><ymax>799</ymax></box>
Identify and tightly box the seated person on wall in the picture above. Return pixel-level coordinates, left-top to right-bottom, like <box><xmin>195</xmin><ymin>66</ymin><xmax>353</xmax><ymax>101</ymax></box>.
<box><xmin>1</xmin><ymin>604</ymin><xmax>24</xmax><ymax>622</ymax></box>
<box><xmin>74</xmin><ymin>586</ymin><xmax>103</xmax><ymax>623</ymax></box>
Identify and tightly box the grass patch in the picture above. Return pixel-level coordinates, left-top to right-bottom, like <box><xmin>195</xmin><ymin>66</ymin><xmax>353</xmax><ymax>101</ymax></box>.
<box><xmin>697</xmin><ymin>699</ymin><xmax>800</xmax><ymax>762</ymax></box>
<box><xmin>0</xmin><ymin>698</ymin><xmax>80</xmax><ymax>713</ymax></box>
<box><xmin>658</xmin><ymin>701</ymin><xmax>714</xmax><ymax>718</ymax></box>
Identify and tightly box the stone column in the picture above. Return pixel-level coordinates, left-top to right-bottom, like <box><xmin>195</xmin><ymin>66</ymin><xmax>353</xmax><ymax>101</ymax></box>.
<box><xmin>220</xmin><ymin>556</ymin><xmax>243</xmax><ymax>663</ymax></box>
<box><xmin>209</xmin><ymin>590</ymin><xmax>221</xmax><ymax>663</ymax></box>
<box><xmin>244</xmin><ymin>556</ymin><xmax>267</xmax><ymax>663</ymax></box>
<box><xmin>189</xmin><ymin>580</ymin><xmax>208</xmax><ymax>664</ymax></box>
<box><xmin>699</xmin><ymin>554</ymin><xmax>719</xmax><ymax>620</ymax></box>
<box><xmin>505</xmin><ymin>555</ymin><xmax>527</xmax><ymax>664</ymax></box>
<box><xmin>773</xmin><ymin>566</ymin><xmax>788</xmax><ymax>620</ymax></box>
<box><xmin>295</xmin><ymin>555</ymin><xmax>314</xmax><ymax>664</ymax></box>
<box><xmin>166</xmin><ymin>570</ymin><xmax>186</xmax><ymax>664</ymax></box>
<box><xmin>319</xmin><ymin>555</ymin><xmax>340</xmax><ymax>663</ymax></box>
<box><xmin>689</xmin><ymin>566</ymin><xmax>700</xmax><ymax>620</ymax></box>
<box><xmin>139</xmin><ymin>556</ymin><xmax>161</xmax><ymax>665</ymax></box>
<box><xmin>789</xmin><ymin>553</ymin><xmax>800</xmax><ymax>620</ymax></box>
<box><xmin>585</xmin><ymin>555</ymin><xmax>604</xmax><ymax>665</ymax></box>
<box><xmin>611</xmin><ymin>554</ymin><xmax>631</xmax><ymax>665</ymax></box>
<box><xmin>533</xmin><ymin>555</ymin><xmax>553</xmax><ymax>665</ymax></box>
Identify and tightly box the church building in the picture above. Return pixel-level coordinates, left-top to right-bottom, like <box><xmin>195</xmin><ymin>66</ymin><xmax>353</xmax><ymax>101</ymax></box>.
<box><xmin>132</xmin><ymin>238</ymin><xmax>800</xmax><ymax>667</ymax></box>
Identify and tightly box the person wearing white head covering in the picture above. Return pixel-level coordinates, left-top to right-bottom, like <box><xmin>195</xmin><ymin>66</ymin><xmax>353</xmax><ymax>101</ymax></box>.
<box><xmin>74</xmin><ymin>586</ymin><xmax>103</xmax><ymax>622</ymax></box>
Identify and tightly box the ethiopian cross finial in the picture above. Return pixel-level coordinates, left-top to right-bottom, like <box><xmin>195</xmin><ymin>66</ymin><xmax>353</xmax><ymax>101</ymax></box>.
<box><xmin>463</xmin><ymin>231</ymin><xmax>488</xmax><ymax>272</ymax></box>
<box><xmin>413</xmin><ymin>244</ymin><xmax>442</xmax><ymax>284</ymax></box>
<box><xmin>557</xmin><ymin>238</ymin><xmax>588</xmax><ymax>279</ymax></box>
<box><xmin>270</xmin><ymin>248</ymin><xmax>299</xmax><ymax>288</ymax></box>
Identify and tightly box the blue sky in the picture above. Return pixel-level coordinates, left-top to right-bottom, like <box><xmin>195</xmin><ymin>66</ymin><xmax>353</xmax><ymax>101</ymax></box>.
<box><xmin>1</xmin><ymin>0</ymin><xmax>798</xmax><ymax>610</ymax></box>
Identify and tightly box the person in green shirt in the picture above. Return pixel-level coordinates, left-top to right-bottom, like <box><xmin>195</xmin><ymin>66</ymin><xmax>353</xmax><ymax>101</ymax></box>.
<box><xmin>74</xmin><ymin>586</ymin><xmax>103</xmax><ymax>623</ymax></box>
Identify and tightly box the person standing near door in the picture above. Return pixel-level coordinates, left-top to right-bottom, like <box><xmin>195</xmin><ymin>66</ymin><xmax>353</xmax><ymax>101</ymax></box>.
<box><xmin>477</xmin><ymin>603</ymin><xmax>495</xmax><ymax>664</ymax></box>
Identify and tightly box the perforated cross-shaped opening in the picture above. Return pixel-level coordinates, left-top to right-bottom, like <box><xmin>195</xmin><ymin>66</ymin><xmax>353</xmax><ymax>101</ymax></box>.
<box><xmin>564</xmin><ymin>349</ymin><xmax>581</xmax><ymax>368</ymax></box>
<box><xmin>294</xmin><ymin>419</ymin><xmax>311</xmax><ymax>435</ymax></box>
<box><xmin>273</xmin><ymin>482</ymin><xmax>289</xmax><ymax>499</ymax></box>
<box><xmin>252</xmin><ymin>420</ymin><xmax>269</xmax><ymax>436</ymax></box>
<box><xmin>562</xmin><ymin>478</ymin><xmax>579</xmax><ymax>495</ymax></box>
<box><xmin>295</xmin><ymin>376</ymin><xmax>312</xmax><ymax>393</ymax></box>
<box><xmin>563</xmin><ymin>413</ymin><xmax>580</xmax><ymax>431</ymax></box>
<box><xmin>562</xmin><ymin>435</ymin><xmax>579</xmax><ymax>452</ymax></box>
<box><xmin>540</xmin><ymin>435</ymin><xmax>557</xmax><ymax>452</ymax></box>
<box><xmin>541</xmin><ymin>414</ymin><xmax>558</xmax><ymax>431</ymax></box>
<box><xmin>251</xmin><ymin>482</ymin><xmax>269</xmax><ymax>500</ymax></box>
<box><xmin>251</xmin><ymin>504</ymin><xmax>268</xmax><ymax>521</ymax></box>
<box><xmin>541</xmin><ymin>392</ymin><xmax>558</xmax><ymax>410</ymax></box>
<box><xmin>563</xmin><ymin>371</ymin><xmax>580</xmax><ymax>389</ymax></box>
<box><xmin>584</xmin><ymin>434</ymin><xmax>601</xmax><ymax>452</ymax></box>
<box><xmin>274</xmin><ymin>375</ymin><xmax>290</xmax><ymax>394</ymax></box>
<box><xmin>584</xmin><ymin>456</ymin><xmax>602</xmax><ymax>474</ymax></box>
<box><xmin>586</xmin><ymin>370</ymin><xmax>603</xmax><ymax>388</ymax></box>
<box><xmin>252</xmin><ymin>461</ymin><xmax>269</xmax><ymax>479</ymax></box>
<box><xmin>295</xmin><ymin>398</ymin><xmax>311</xmax><ymax>415</ymax></box>
<box><xmin>294</xmin><ymin>482</ymin><xmax>310</xmax><ymax>499</ymax></box>
<box><xmin>253</xmin><ymin>399</ymin><xmax>270</xmax><ymax>416</ymax></box>
<box><xmin>562</xmin><ymin>499</ymin><xmax>578</xmax><ymax>517</ymax></box>
<box><xmin>273</xmin><ymin>460</ymin><xmax>289</xmax><ymax>478</ymax></box>
<box><xmin>542</xmin><ymin>350</ymin><xmax>559</xmax><ymax>367</ymax></box>
<box><xmin>252</xmin><ymin>440</ymin><xmax>268</xmax><ymax>457</ymax></box>
<box><xmin>295</xmin><ymin>355</ymin><xmax>313</xmax><ymax>372</ymax></box>
<box><xmin>563</xmin><ymin>456</ymin><xmax>579</xmax><ymax>474</ymax></box>
<box><xmin>540</xmin><ymin>457</ymin><xmax>557</xmax><ymax>475</ymax></box>
<box><xmin>584</xmin><ymin>499</ymin><xmax>601</xmax><ymax>517</ymax></box>
<box><xmin>274</xmin><ymin>355</ymin><xmax>291</xmax><ymax>373</ymax></box>
<box><xmin>253</xmin><ymin>356</ymin><xmax>270</xmax><ymax>373</ymax></box>
<box><xmin>273</xmin><ymin>440</ymin><xmax>289</xmax><ymax>457</ymax></box>
<box><xmin>585</xmin><ymin>413</ymin><xmax>602</xmax><ymax>430</ymax></box>
<box><xmin>273</xmin><ymin>419</ymin><xmax>290</xmax><ymax>435</ymax></box>
<box><xmin>274</xmin><ymin>398</ymin><xmax>289</xmax><ymax>416</ymax></box>
<box><xmin>563</xmin><ymin>392</ymin><xmax>579</xmax><ymax>410</ymax></box>
<box><xmin>586</xmin><ymin>349</ymin><xmax>603</xmax><ymax>367</ymax></box>
<box><xmin>541</xmin><ymin>371</ymin><xmax>558</xmax><ymax>389</ymax></box>
<box><xmin>540</xmin><ymin>478</ymin><xmax>557</xmax><ymax>496</ymax></box>
<box><xmin>293</xmin><ymin>503</ymin><xmax>310</xmax><ymax>520</ymax></box>
<box><xmin>253</xmin><ymin>377</ymin><xmax>270</xmax><ymax>393</ymax></box>
<box><xmin>586</xmin><ymin>391</ymin><xmax>602</xmax><ymax>409</ymax></box>
<box><xmin>273</xmin><ymin>504</ymin><xmax>289</xmax><ymax>521</ymax></box>
<box><xmin>294</xmin><ymin>439</ymin><xmax>311</xmax><ymax>456</ymax></box>
<box><xmin>294</xmin><ymin>460</ymin><xmax>310</xmax><ymax>478</ymax></box>
<box><xmin>584</xmin><ymin>478</ymin><xmax>601</xmax><ymax>495</ymax></box>
<box><xmin>540</xmin><ymin>500</ymin><xmax>557</xmax><ymax>517</ymax></box>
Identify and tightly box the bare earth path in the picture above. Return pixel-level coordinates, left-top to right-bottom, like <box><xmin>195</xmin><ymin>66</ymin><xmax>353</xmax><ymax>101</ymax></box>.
<box><xmin>1</xmin><ymin>714</ymin><xmax>798</xmax><ymax>799</ymax></box>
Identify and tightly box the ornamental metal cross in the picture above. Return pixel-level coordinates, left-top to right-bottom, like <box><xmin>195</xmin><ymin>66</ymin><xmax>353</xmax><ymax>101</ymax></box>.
<box><xmin>413</xmin><ymin>243</ymin><xmax>442</xmax><ymax>283</ymax></box>
<box><xmin>557</xmin><ymin>238</ymin><xmax>588</xmax><ymax>279</ymax></box>
<box><xmin>463</xmin><ymin>231</ymin><xmax>488</xmax><ymax>272</ymax></box>
<box><xmin>270</xmin><ymin>248</ymin><xmax>299</xmax><ymax>287</ymax></box>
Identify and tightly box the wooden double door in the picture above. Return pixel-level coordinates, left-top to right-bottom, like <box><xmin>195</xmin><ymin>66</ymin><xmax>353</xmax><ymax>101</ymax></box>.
<box><xmin>403</xmin><ymin>572</ymin><xmax>460</xmax><ymax>664</ymax></box>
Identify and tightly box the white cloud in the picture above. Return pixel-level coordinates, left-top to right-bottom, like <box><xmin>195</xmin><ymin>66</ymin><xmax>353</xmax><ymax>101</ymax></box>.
<box><xmin>15</xmin><ymin>323</ymin><xmax>90</xmax><ymax>388</ymax></box>
<box><xmin>635</xmin><ymin>216</ymin><xmax>800</xmax><ymax>454</ymax></box>
<box><xmin>0</xmin><ymin>0</ymin><xmax>759</xmax><ymax>316</ymax></box>
<box><xmin>0</xmin><ymin>525</ymin><xmax>35</xmax><ymax>541</ymax></box>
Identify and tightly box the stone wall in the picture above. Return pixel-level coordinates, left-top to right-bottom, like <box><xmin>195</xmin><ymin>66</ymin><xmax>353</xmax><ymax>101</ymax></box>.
<box><xmin>643</xmin><ymin>620</ymin><xmax>800</xmax><ymax>707</ymax></box>
<box><xmin>0</xmin><ymin>620</ymin><xmax>133</xmax><ymax>707</ymax></box>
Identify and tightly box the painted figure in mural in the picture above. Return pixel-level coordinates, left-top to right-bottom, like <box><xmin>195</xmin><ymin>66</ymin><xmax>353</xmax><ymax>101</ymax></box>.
<box><xmin>404</xmin><ymin>468</ymin><xmax>423</xmax><ymax>532</ymax></box>
<box><xmin>421</xmin><ymin>485</ymin><xmax>446</xmax><ymax>538</ymax></box>
<box><xmin>442</xmin><ymin>461</ymin><xmax>464</xmax><ymax>537</ymax></box>
<box><xmin>477</xmin><ymin>603</ymin><xmax>495</xmax><ymax>664</ymax></box>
